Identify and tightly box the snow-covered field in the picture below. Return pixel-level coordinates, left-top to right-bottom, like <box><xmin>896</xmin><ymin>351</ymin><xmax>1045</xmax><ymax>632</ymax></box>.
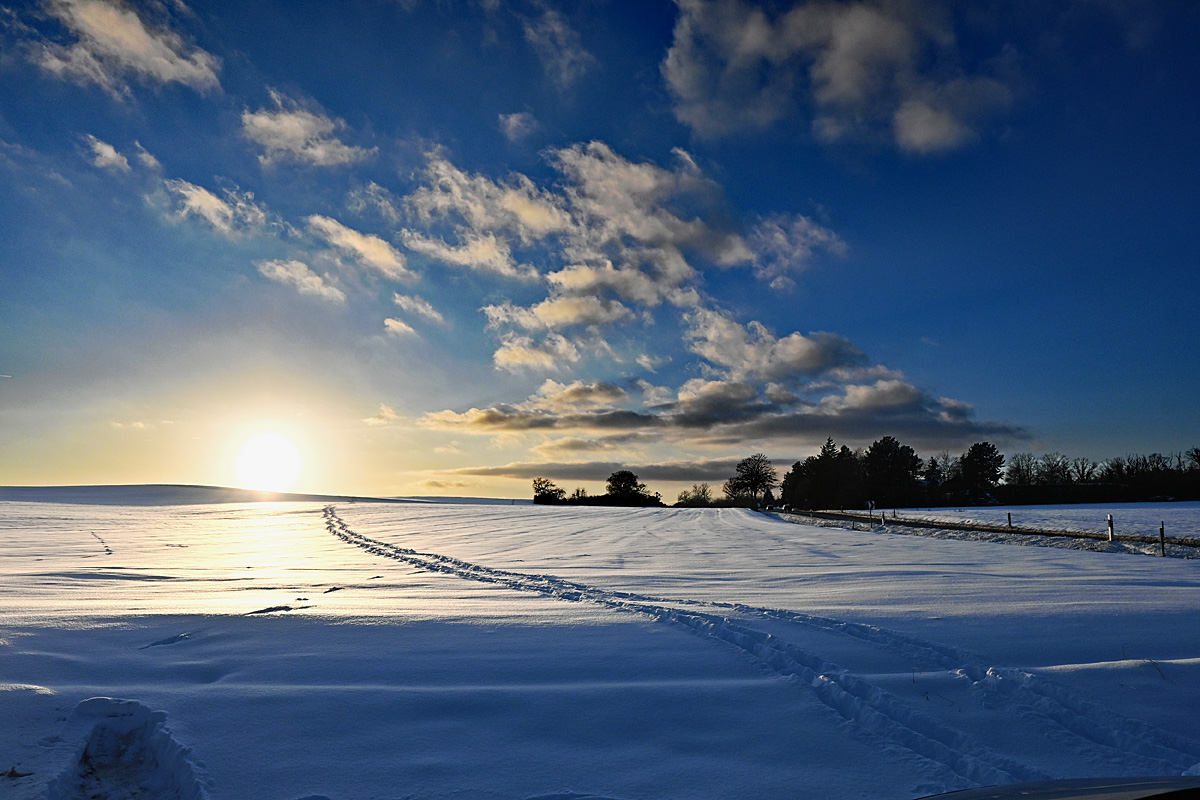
<box><xmin>3</xmin><ymin>496</ymin><xmax>1200</xmax><ymax>800</ymax></box>
<box><xmin>906</xmin><ymin>502</ymin><xmax>1200</xmax><ymax>540</ymax></box>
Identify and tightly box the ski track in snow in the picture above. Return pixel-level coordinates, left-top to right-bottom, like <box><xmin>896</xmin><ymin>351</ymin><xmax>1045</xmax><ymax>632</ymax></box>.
<box><xmin>323</xmin><ymin>505</ymin><xmax>1200</xmax><ymax>789</ymax></box>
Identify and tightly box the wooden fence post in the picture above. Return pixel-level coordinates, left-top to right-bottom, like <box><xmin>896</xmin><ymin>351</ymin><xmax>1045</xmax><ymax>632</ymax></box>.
<box><xmin>1007</xmin><ymin>512</ymin><xmax>1012</xmax><ymax>528</ymax></box>
<box><xmin>1107</xmin><ymin>514</ymin><xmax>1114</xmax><ymax>542</ymax></box>
<box><xmin>1160</xmin><ymin>522</ymin><xmax>1166</xmax><ymax>557</ymax></box>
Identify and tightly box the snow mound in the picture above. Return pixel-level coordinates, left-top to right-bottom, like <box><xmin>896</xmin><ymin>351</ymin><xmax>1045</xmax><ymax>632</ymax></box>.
<box><xmin>47</xmin><ymin>697</ymin><xmax>209</xmax><ymax>800</ymax></box>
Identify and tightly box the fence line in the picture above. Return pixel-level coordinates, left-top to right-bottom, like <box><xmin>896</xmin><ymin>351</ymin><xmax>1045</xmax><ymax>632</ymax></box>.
<box><xmin>780</xmin><ymin>509</ymin><xmax>1200</xmax><ymax>549</ymax></box>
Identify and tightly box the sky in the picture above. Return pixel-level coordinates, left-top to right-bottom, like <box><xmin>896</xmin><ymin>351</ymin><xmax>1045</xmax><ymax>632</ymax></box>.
<box><xmin>0</xmin><ymin>0</ymin><xmax>1198</xmax><ymax>499</ymax></box>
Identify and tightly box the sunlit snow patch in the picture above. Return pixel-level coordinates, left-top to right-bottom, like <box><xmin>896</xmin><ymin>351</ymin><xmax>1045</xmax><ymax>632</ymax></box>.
<box><xmin>47</xmin><ymin>697</ymin><xmax>209</xmax><ymax>800</ymax></box>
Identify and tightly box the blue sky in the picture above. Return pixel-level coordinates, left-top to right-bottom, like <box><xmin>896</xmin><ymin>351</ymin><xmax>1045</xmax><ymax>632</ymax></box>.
<box><xmin>1</xmin><ymin>0</ymin><xmax>1197</xmax><ymax>497</ymax></box>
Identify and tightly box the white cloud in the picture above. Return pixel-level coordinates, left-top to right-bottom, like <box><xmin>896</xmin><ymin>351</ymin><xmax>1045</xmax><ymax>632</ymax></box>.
<box><xmin>546</xmin><ymin>143</ymin><xmax>755</xmax><ymax>303</ymax></box>
<box><xmin>347</xmin><ymin>181</ymin><xmax>402</xmax><ymax>224</ymax></box>
<box><xmin>748</xmin><ymin>213</ymin><xmax>846</xmax><ymax>282</ymax></box>
<box><xmin>255</xmin><ymin>259</ymin><xmax>345</xmax><ymax>302</ymax></box>
<box><xmin>528</xmin><ymin>379</ymin><xmax>629</xmax><ymax>411</ymax></box>
<box><xmin>418</xmin><ymin>320</ymin><xmax>1025</xmax><ymax>447</ymax></box>
<box><xmin>416</xmin><ymin>478</ymin><xmax>472</xmax><ymax>491</ymax></box>
<box><xmin>384</xmin><ymin>317</ymin><xmax>417</xmax><ymax>336</ymax></box>
<box><xmin>163</xmin><ymin>179</ymin><xmax>266</xmax><ymax>237</ymax></box>
<box><xmin>821</xmin><ymin>378</ymin><xmax>930</xmax><ymax>413</ymax></box>
<box><xmin>401</xmin><ymin>229</ymin><xmax>536</xmax><ymax>280</ymax></box>
<box><xmin>482</xmin><ymin>296</ymin><xmax>634</xmax><ymax>331</ymax></box>
<box><xmin>522</xmin><ymin>8</ymin><xmax>595</xmax><ymax>89</ymax></box>
<box><xmin>393</xmin><ymin>293</ymin><xmax>445</xmax><ymax>324</ymax></box>
<box><xmin>307</xmin><ymin>215</ymin><xmax>413</xmax><ymax>281</ymax></box>
<box><xmin>403</xmin><ymin>143</ymin><xmax>846</xmax><ymax>372</ymax></box>
<box><xmin>545</xmin><ymin>263</ymin><xmax>677</xmax><ymax>308</ymax></box>
<box><xmin>499</xmin><ymin>112</ymin><xmax>539</xmax><ymax>142</ymax></box>
<box><xmin>83</xmin><ymin>134</ymin><xmax>128</xmax><ymax>171</ymax></box>
<box><xmin>492</xmin><ymin>333</ymin><xmax>581</xmax><ymax>372</ymax></box>
<box><xmin>553</xmin><ymin>143</ymin><xmax>732</xmax><ymax>255</ymax></box>
<box><xmin>662</xmin><ymin>0</ymin><xmax>1011</xmax><ymax>152</ymax></box>
<box><xmin>242</xmin><ymin>90</ymin><xmax>375</xmax><ymax>167</ymax></box>
<box><xmin>892</xmin><ymin>77</ymin><xmax>1010</xmax><ymax>154</ymax></box>
<box><xmin>636</xmin><ymin>354</ymin><xmax>665</xmax><ymax>373</ymax></box>
<box><xmin>35</xmin><ymin>0</ymin><xmax>220</xmax><ymax>96</ymax></box>
<box><xmin>636</xmin><ymin>378</ymin><xmax>675</xmax><ymax>406</ymax></box>
<box><xmin>893</xmin><ymin>99</ymin><xmax>972</xmax><ymax>154</ymax></box>
<box><xmin>662</xmin><ymin>0</ymin><xmax>799</xmax><ymax>137</ymax></box>
<box><xmin>403</xmin><ymin>143</ymin><xmax>761</xmax><ymax>314</ymax></box>
<box><xmin>133</xmin><ymin>141</ymin><xmax>159</xmax><ymax>170</ymax></box>
<box><xmin>685</xmin><ymin>307</ymin><xmax>864</xmax><ymax>381</ymax></box>
<box><xmin>363</xmin><ymin>403</ymin><xmax>401</xmax><ymax>426</ymax></box>
<box><xmin>406</xmin><ymin>154</ymin><xmax>572</xmax><ymax>244</ymax></box>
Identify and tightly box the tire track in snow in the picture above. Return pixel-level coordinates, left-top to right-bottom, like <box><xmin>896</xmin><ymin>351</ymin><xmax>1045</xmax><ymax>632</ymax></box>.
<box><xmin>323</xmin><ymin>506</ymin><xmax>1049</xmax><ymax>787</ymax></box>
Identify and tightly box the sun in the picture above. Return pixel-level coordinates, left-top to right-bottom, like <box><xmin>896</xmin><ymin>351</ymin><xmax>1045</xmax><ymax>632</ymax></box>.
<box><xmin>234</xmin><ymin>432</ymin><xmax>302</xmax><ymax>493</ymax></box>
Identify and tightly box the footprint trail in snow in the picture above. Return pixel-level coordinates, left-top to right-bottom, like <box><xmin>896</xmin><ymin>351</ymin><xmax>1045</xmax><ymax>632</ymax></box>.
<box><xmin>322</xmin><ymin>505</ymin><xmax>1200</xmax><ymax>789</ymax></box>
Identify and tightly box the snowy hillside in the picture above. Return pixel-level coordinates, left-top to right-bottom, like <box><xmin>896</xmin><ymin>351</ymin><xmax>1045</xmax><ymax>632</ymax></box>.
<box><xmin>3</xmin><ymin>497</ymin><xmax>1199</xmax><ymax>800</ymax></box>
<box><xmin>0</xmin><ymin>484</ymin><xmax>420</xmax><ymax>506</ymax></box>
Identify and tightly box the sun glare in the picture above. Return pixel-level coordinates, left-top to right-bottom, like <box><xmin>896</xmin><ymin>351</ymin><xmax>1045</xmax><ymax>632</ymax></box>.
<box><xmin>234</xmin><ymin>432</ymin><xmax>302</xmax><ymax>493</ymax></box>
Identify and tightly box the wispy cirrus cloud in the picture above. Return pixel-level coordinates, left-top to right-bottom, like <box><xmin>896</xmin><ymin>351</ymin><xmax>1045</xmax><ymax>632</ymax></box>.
<box><xmin>242</xmin><ymin>90</ymin><xmax>376</xmax><ymax>167</ymax></box>
<box><xmin>384</xmin><ymin>317</ymin><xmax>417</xmax><ymax>337</ymax></box>
<box><xmin>401</xmin><ymin>229</ymin><xmax>536</xmax><ymax>280</ymax></box>
<box><xmin>498</xmin><ymin>112</ymin><xmax>539</xmax><ymax>142</ymax></box>
<box><xmin>306</xmin><ymin>215</ymin><xmax>413</xmax><ymax>281</ymax></box>
<box><xmin>363</xmin><ymin>403</ymin><xmax>401</xmax><ymax>427</ymax></box>
<box><xmin>83</xmin><ymin>134</ymin><xmax>129</xmax><ymax>172</ymax></box>
<box><xmin>163</xmin><ymin>179</ymin><xmax>267</xmax><ymax>238</ymax></box>
<box><xmin>32</xmin><ymin>0</ymin><xmax>220</xmax><ymax>97</ymax></box>
<box><xmin>255</xmin><ymin>259</ymin><xmax>345</xmax><ymax>303</ymax></box>
<box><xmin>347</xmin><ymin>182</ymin><xmax>403</xmax><ymax>224</ymax></box>
<box><xmin>393</xmin><ymin>293</ymin><xmax>446</xmax><ymax>325</ymax></box>
<box><xmin>522</xmin><ymin>8</ymin><xmax>595</xmax><ymax>89</ymax></box>
<box><xmin>748</xmin><ymin>214</ymin><xmax>846</xmax><ymax>289</ymax></box>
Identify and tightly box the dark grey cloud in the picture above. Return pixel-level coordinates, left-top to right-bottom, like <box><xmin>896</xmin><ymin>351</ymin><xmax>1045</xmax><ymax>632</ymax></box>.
<box><xmin>422</xmin><ymin>373</ymin><xmax>1028</xmax><ymax>452</ymax></box>
<box><xmin>447</xmin><ymin>457</ymin><xmax>748</xmax><ymax>483</ymax></box>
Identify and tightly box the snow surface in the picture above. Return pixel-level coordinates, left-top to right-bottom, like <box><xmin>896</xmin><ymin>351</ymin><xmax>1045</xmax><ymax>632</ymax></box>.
<box><xmin>3</xmin><ymin>495</ymin><xmax>1200</xmax><ymax>800</ymax></box>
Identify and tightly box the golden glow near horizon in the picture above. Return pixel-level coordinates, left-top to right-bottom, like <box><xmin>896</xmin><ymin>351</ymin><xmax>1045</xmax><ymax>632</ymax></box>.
<box><xmin>234</xmin><ymin>432</ymin><xmax>302</xmax><ymax>492</ymax></box>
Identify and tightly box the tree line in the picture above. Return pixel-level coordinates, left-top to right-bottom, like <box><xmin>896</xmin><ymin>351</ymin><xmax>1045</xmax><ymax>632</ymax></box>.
<box><xmin>780</xmin><ymin>439</ymin><xmax>1200</xmax><ymax>509</ymax></box>
<box><xmin>533</xmin><ymin>471</ymin><xmax>664</xmax><ymax>507</ymax></box>
<box><xmin>532</xmin><ymin>441</ymin><xmax>1200</xmax><ymax>509</ymax></box>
